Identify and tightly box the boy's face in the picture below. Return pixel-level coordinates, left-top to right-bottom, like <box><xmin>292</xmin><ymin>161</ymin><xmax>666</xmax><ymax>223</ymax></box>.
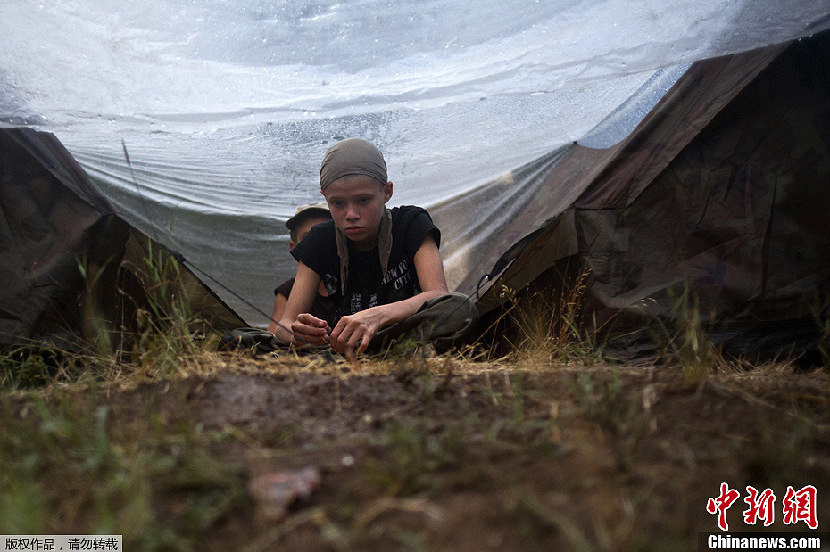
<box><xmin>289</xmin><ymin>215</ymin><xmax>331</xmax><ymax>250</ymax></box>
<box><xmin>323</xmin><ymin>174</ymin><xmax>393</xmax><ymax>251</ymax></box>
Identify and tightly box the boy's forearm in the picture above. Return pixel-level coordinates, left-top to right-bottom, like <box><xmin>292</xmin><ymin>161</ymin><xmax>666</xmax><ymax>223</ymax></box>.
<box><xmin>371</xmin><ymin>289</ymin><xmax>445</xmax><ymax>328</ymax></box>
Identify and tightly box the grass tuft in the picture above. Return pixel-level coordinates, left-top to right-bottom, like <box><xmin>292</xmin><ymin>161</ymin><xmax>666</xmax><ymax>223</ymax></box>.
<box><xmin>0</xmin><ymin>390</ymin><xmax>250</xmax><ymax>549</ymax></box>
<box><xmin>497</xmin><ymin>266</ymin><xmax>609</xmax><ymax>367</ymax></box>
<box><xmin>366</xmin><ymin>418</ymin><xmax>465</xmax><ymax>497</ymax></box>
<box><xmin>658</xmin><ymin>285</ymin><xmax>726</xmax><ymax>386</ymax></box>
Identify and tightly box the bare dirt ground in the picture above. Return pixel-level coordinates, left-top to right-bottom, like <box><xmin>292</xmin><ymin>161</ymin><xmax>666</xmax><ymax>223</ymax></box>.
<box><xmin>88</xmin><ymin>352</ymin><xmax>830</xmax><ymax>552</ymax></box>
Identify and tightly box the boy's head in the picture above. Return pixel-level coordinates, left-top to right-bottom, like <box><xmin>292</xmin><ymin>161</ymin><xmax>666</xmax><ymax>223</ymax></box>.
<box><xmin>285</xmin><ymin>202</ymin><xmax>331</xmax><ymax>249</ymax></box>
<box><xmin>318</xmin><ymin>139</ymin><xmax>393</xmax><ymax>250</ymax></box>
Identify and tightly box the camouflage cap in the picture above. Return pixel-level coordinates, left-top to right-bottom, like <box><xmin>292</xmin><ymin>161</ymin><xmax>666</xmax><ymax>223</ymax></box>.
<box><xmin>285</xmin><ymin>201</ymin><xmax>331</xmax><ymax>232</ymax></box>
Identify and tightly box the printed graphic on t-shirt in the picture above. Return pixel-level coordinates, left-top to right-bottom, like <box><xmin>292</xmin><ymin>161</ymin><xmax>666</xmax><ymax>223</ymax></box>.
<box><xmin>349</xmin><ymin>291</ymin><xmax>379</xmax><ymax>314</ymax></box>
<box><xmin>382</xmin><ymin>259</ymin><xmax>412</xmax><ymax>290</ymax></box>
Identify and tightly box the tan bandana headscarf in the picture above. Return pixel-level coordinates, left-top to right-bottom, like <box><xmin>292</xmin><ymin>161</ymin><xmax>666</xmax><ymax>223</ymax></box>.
<box><xmin>320</xmin><ymin>138</ymin><xmax>387</xmax><ymax>193</ymax></box>
<box><xmin>320</xmin><ymin>138</ymin><xmax>393</xmax><ymax>294</ymax></box>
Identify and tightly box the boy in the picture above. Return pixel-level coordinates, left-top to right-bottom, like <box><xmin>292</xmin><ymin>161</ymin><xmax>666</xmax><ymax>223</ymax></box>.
<box><xmin>273</xmin><ymin>138</ymin><xmax>477</xmax><ymax>356</ymax></box>
<box><xmin>266</xmin><ymin>202</ymin><xmax>336</xmax><ymax>334</ymax></box>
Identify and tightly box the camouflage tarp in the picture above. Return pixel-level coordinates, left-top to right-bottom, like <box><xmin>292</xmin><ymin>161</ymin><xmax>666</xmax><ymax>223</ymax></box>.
<box><xmin>0</xmin><ymin>127</ymin><xmax>246</xmax><ymax>351</ymax></box>
<box><xmin>474</xmin><ymin>30</ymin><xmax>830</xmax><ymax>360</ymax></box>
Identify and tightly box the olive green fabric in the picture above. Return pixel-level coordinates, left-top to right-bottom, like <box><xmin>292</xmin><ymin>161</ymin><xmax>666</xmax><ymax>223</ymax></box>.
<box><xmin>0</xmin><ymin>128</ymin><xmax>246</xmax><ymax>351</ymax></box>
<box><xmin>475</xmin><ymin>31</ymin><xmax>830</xmax><ymax>359</ymax></box>
<box><xmin>370</xmin><ymin>292</ymin><xmax>479</xmax><ymax>354</ymax></box>
<box><xmin>219</xmin><ymin>326</ymin><xmax>282</xmax><ymax>354</ymax></box>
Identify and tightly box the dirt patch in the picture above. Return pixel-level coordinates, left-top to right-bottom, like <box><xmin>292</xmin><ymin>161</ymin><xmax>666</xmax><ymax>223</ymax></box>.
<box><xmin>71</xmin><ymin>354</ymin><xmax>828</xmax><ymax>551</ymax></box>
<box><xmin>5</xmin><ymin>354</ymin><xmax>830</xmax><ymax>552</ymax></box>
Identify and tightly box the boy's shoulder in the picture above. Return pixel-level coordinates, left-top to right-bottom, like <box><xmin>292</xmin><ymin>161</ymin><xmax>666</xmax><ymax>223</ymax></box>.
<box><xmin>390</xmin><ymin>205</ymin><xmax>440</xmax><ymax>248</ymax></box>
<box><xmin>390</xmin><ymin>204</ymin><xmax>432</xmax><ymax>221</ymax></box>
<box><xmin>305</xmin><ymin>218</ymin><xmax>336</xmax><ymax>238</ymax></box>
<box><xmin>391</xmin><ymin>204</ymin><xmax>428</xmax><ymax>213</ymax></box>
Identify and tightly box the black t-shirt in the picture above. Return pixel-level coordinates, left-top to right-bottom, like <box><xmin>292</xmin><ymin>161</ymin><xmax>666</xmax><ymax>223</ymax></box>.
<box><xmin>291</xmin><ymin>205</ymin><xmax>440</xmax><ymax>323</ymax></box>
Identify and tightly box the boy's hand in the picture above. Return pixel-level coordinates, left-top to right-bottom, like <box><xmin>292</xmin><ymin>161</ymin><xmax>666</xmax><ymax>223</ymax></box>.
<box><xmin>329</xmin><ymin>309</ymin><xmax>384</xmax><ymax>355</ymax></box>
<box><xmin>291</xmin><ymin>314</ymin><xmax>331</xmax><ymax>346</ymax></box>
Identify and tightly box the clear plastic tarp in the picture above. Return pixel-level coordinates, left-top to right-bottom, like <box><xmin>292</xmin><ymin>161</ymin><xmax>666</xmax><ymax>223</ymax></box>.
<box><xmin>2</xmin><ymin>0</ymin><xmax>828</xmax><ymax>324</ymax></box>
